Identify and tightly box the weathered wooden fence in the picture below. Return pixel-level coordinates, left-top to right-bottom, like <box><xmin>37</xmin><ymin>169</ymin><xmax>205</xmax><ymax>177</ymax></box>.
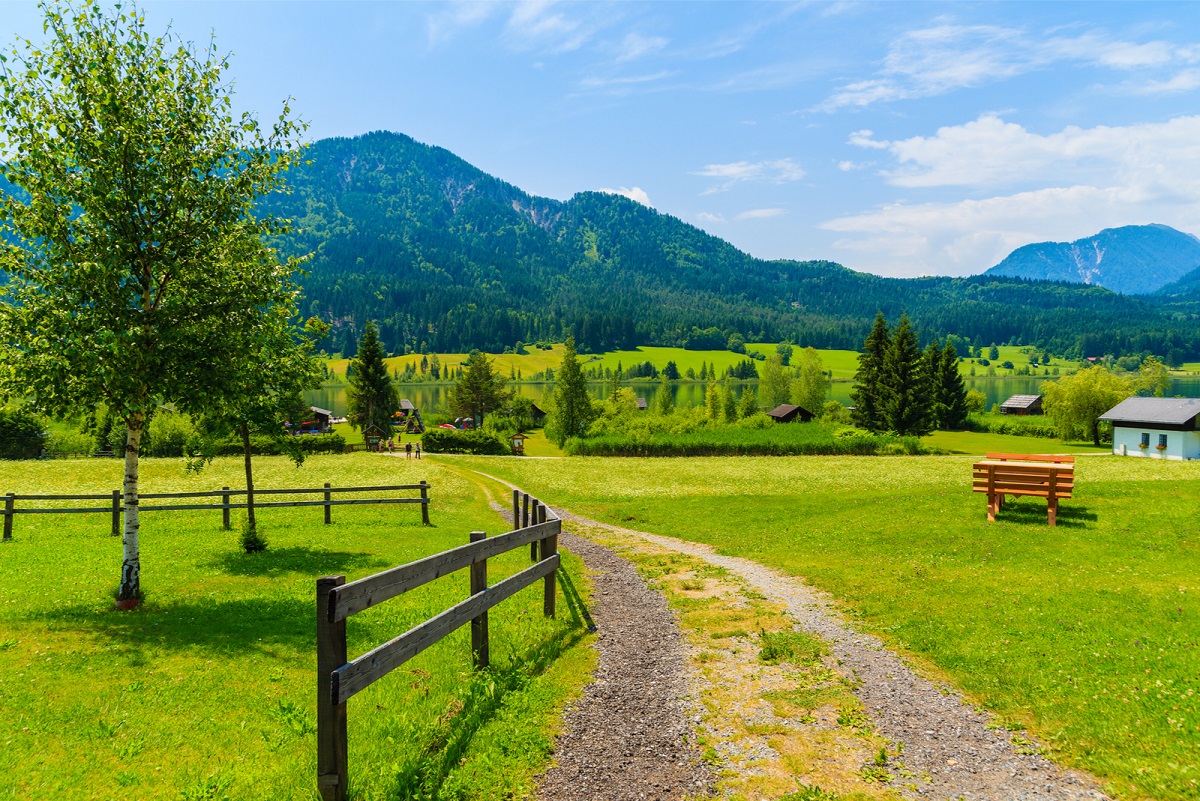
<box><xmin>316</xmin><ymin>490</ymin><xmax>560</xmax><ymax>801</ymax></box>
<box><xmin>1</xmin><ymin>482</ymin><xmax>430</xmax><ymax>540</ymax></box>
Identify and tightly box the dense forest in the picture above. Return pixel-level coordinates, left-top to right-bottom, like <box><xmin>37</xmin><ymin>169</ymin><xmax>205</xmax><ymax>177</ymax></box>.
<box><xmin>9</xmin><ymin>132</ymin><xmax>1200</xmax><ymax>362</ymax></box>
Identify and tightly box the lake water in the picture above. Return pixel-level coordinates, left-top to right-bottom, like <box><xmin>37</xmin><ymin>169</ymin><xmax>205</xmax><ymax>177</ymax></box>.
<box><xmin>305</xmin><ymin>375</ymin><xmax>1200</xmax><ymax>418</ymax></box>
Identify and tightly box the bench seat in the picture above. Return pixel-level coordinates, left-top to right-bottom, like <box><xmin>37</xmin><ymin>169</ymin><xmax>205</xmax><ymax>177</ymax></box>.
<box><xmin>972</xmin><ymin>459</ymin><xmax>1075</xmax><ymax>526</ymax></box>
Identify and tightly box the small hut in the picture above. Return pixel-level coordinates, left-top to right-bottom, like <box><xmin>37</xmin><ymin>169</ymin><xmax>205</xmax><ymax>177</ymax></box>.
<box><xmin>999</xmin><ymin>395</ymin><xmax>1043</xmax><ymax>415</ymax></box>
<box><xmin>635</xmin><ymin>397</ymin><xmax>648</xmax><ymax>410</ymax></box>
<box><xmin>766</xmin><ymin>404</ymin><xmax>814</xmax><ymax>423</ymax></box>
<box><xmin>508</xmin><ymin>432</ymin><xmax>527</xmax><ymax>455</ymax></box>
<box><xmin>362</xmin><ymin>424</ymin><xmax>385</xmax><ymax>451</ymax></box>
<box><xmin>529</xmin><ymin>403</ymin><xmax>547</xmax><ymax>425</ymax></box>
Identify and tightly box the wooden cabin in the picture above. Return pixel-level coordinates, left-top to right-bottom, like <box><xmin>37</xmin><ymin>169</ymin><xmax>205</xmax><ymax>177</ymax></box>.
<box><xmin>529</xmin><ymin>403</ymin><xmax>547</xmax><ymax>425</ymax></box>
<box><xmin>766</xmin><ymin>404</ymin><xmax>814</xmax><ymax>423</ymax></box>
<box><xmin>1000</xmin><ymin>394</ymin><xmax>1043</xmax><ymax>415</ymax></box>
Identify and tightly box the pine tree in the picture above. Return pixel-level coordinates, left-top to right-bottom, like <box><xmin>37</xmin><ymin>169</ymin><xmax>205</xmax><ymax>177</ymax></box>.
<box><xmin>722</xmin><ymin>378</ymin><xmax>738</xmax><ymax>423</ymax></box>
<box><xmin>347</xmin><ymin>322</ymin><xmax>399</xmax><ymax>443</ymax></box>
<box><xmin>880</xmin><ymin>314</ymin><xmax>932</xmax><ymax>436</ymax></box>
<box><xmin>705</xmin><ymin>382</ymin><xmax>721</xmax><ymax>420</ymax></box>
<box><xmin>851</xmin><ymin>313</ymin><xmax>890</xmax><ymax>431</ymax></box>
<box><xmin>450</xmin><ymin>350</ymin><xmax>510</xmax><ymax>426</ymax></box>
<box><xmin>938</xmin><ymin>340</ymin><xmax>969</xmax><ymax>429</ymax></box>
<box><xmin>552</xmin><ymin>337</ymin><xmax>594</xmax><ymax>445</ymax></box>
<box><xmin>923</xmin><ymin>342</ymin><xmax>945</xmax><ymax>428</ymax></box>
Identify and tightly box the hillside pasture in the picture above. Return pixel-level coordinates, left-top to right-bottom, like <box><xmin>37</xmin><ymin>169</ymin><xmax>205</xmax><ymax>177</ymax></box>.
<box><xmin>453</xmin><ymin>453</ymin><xmax>1200</xmax><ymax>801</ymax></box>
<box><xmin>0</xmin><ymin>454</ymin><xmax>593</xmax><ymax>801</ymax></box>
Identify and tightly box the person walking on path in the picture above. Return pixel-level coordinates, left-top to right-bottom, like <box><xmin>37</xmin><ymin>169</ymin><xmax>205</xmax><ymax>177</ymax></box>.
<box><xmin>405</xmin><ymin>441</ymin><xmax>413</xmax><ymax>460</ymax></box>
<box><xmin>415</xmin><ymin>442</ymin><xmax>422</xmax><ymax>460</ymax></box>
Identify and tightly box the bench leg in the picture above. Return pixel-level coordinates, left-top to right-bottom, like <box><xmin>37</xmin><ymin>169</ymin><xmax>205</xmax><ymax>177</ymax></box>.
<box><xmin>1047</xmin><ymin>498</ymin><xmax>1057</xmax><ymax>527</ymax></box>
<box><xmin>997</xmin><ymin>493</ymin><xmax>1005</xmax><ymax>510</ymax></box>
<box><xmin>987</xmin><ymin>493</ymin><xmax>996</xmax><ymax>522</ymax></box>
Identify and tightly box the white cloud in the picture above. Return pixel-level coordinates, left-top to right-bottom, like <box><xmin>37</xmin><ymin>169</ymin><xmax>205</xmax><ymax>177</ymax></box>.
<box><xmin>822</xmin><ymin>24</ymin><xmax>1200</xmax><ymax>109</ymax></box>
<box><xmin>504</xmin><ymin>0</ymin><xmax>590</xmax><ymax>53</ymax></box>
<box><xmin>826</xmin><ymin>114</ymin><xmax>1200</xmax><ymax>276</ymax></box>
<box><xmin>1136</xmin><ymin>68</ymin><xmax>1200</xmax><ymax>95</ymax></box>
<box><xmin>697</xmin><ymin>212</ymin><xmax>727</xmax><ymax>224</ymax></box>
<box><xmin>838</xmin><ymin>160</ymin><xmax>862</xmax><ymax>171</ymax></box>
<box><xmin>848</xmin><ymin>129</ymin><xmax>888</xmax><ymax>150</ymax></box>
<box><xmin>615</xmin><ymin>32</ymin><xmax>668</xmax><ymax>63</ymax></box>
<box><xmin>737</xmin><ymin>208</ymin><xmax>786</xmax><ymax>220</ymax></box>
<box><xmin>691</xmin><ymin>158</ymin><xmax>805</xmax><ymax>193</ymax></box>
<box><xmin>599</xmin><ymin>186</ymin><xmax>653</xmax><ymax>206</ymax></box>
<box><xmin>426</xmin><ymin>2</ymin><xmax>500</xmax><ymax>46</ymax></box>
<box><xmin>579</xmin><ymin>70</ymin><xmax>676</xmax><ymax>91</ymax></box>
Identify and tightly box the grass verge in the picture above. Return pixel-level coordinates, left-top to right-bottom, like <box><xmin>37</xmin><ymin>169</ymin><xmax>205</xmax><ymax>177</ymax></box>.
<box><xmin>449</xmin><ymin>453</ymin><xmax>1200</xmax><ymax>801</ymax></box>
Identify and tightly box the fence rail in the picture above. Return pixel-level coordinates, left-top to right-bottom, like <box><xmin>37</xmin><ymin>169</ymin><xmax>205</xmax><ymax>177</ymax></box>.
<box><xmin>1</xmin><ymin>482</ymin><xmax>430</xmax><ymax>540</ymax></box>
<box><xmin>316</xmin><ymin>490</ymin><xmax>560</xmax><ymax>801</ymax></box>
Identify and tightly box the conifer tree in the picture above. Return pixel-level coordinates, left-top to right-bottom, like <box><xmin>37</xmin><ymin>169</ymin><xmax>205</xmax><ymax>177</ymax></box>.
<box><xmin>551</xmin><ymin>337</ymin><xmax>594</xmax><ymax>445</ymax></box>
<box><xmin>880</xmin><ymin>314</ymin><xmax>932</xmax><ymax>436</ymax></box>
<box><xmin>451</xmin><ymin>350</ymin><xmax>509</xmax><ymax>427</ymax></box>
<box><xmin>923</xmin><ymin>342</ymin><xmax>946</xmax><ymax>427</ymax></box>
<box><xmin>851</xmin><ymin>313</ymin><xmax>890</xmax><ymax>431</ymax></box>
<box><xmin>705</xmin><ymin>382</ymin><xmax>721</xmax><ymax>420</ymax></box>
<box><xmin>347</xmin><ymin>322</ymin><xmax>399</xmax><ymax>442</ymax></box>
<box><xmin>722</xmin><ymin>378</ymin><xmax>738</xmax><ymax>423</ymax></box>
<box><xmin>938</xmin><ymin>340</ymin><xmax>970</xmax><ymax>429</ymax></box>
<box><xmin>737</xmin><ymin>386</ymin><xmax>758</xmax><ymax>418</ymax></box>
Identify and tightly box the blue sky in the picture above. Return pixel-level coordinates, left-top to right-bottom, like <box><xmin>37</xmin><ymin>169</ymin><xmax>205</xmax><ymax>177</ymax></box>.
<box><xmin>3</xmin><ymin>1</ymin><xmax>1200</xmax><ymax>278</ymax></box>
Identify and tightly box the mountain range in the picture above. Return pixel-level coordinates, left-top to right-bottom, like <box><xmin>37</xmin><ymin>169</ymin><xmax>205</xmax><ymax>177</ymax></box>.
<box><xmin>984</xmin><ymin>224</ymin><xmax>1200</xmax><ymax>295</ymax></box>
<box><xmin>4</xmin><ymin>132</ymin><xmax>1199</xmax><ymax>362</ymax></box>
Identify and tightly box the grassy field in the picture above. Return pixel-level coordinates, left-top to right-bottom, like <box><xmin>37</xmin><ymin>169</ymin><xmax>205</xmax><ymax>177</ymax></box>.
<box><xmin>449</xmin><ymin>453</ymin><xmax>1200</xmax><ymax>801</ymax></box>
<box><xmin>924</xmin><ymin>429</ymin><xmax>1107</xmax><ymax>456</ymax></box>
<box><xmin>0</xmin><ymin>454</ymin><xmax>594</xmax><ymax>800</ymax></box>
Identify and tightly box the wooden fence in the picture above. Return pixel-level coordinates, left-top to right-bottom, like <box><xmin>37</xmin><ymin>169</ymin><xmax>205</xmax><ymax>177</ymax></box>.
<box><xmin>1</xmin><ymin>482</ymin><xmax>430</xmax><ymax>540</ymax></box>
<box><xmin>316</xmin><ymin>490</ymin><xmax>560</xmax><ymax>801</ymax></box>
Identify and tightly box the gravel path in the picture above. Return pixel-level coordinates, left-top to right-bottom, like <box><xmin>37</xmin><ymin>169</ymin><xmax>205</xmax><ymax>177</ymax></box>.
<box><xmin>548</xmin><ymin>507</ymin><xmax>1111</xmax><ymax>801</ymax></box>
<box><xmin>487</xmin><ymin>500</ymin><xmax>713</xmax><ymax>801</ymax></box>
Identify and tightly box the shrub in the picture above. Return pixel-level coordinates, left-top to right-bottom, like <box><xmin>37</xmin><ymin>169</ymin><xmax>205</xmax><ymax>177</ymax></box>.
<box><xmin>145</xmin><ymin>410</ymin><xmax>197</xmax><ymax>457</ymax></box>
<box><xmin>422</xmin><ymin>428</ymin><xmax>508</xmax><ymax>455</ymax></box>
<box><xmin>191</xmin><ymin>433</ymin><xmax>345</xmax><ymax>457</ymax></box>
<box><xmin>0</xmin><ymin>408</ymin><xmax>44</xmax><ymax>459</ymax></box>
<box><xmin>564</xmin><ymin>421</ymin><xmax>926</xmax><ymax>457</ymax></box>
<box><xmin>239</xmin><ymin>516</ymin><xmax>267</xmax><ymax>553</ymax></box>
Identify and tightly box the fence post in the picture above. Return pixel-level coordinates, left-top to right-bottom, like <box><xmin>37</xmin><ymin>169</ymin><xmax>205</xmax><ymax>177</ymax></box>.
<box><xmin>511</xmin><ymin>489</ymin><xmax>519</xmax><ymax>531</ymax></box>
<box><xmin>469</xmin><ymin>531</ymin><xmax>489</xmax><ymax>669</ymax></box>
<box><xmin>111</xmin><ymin>490</ymin><xmax>121</xmax><ymax>537</ymax></box>
<box><xmin>538</xmin><ymin>505</ymin><xmax>557</xmax><ymax>618</ymax></box>
<box><xmin>324</xmin><ymin>482</ymin><xmax>332</xmax><ymax>525</ymax></box>
<box><xmin>419</xmin><ymin>480</ymin><xmax>430</xmax><ymax>525</ymax></box>
<box><xmin>221</xmin><ymin>487</ymin><xmax>231</xmax><ymax>531</ymax></box>
<box><xmin>525</xmin><ymin>494</ymin><xmax>535</xmax><ymax>561</ymax></box>
<box><xmin>3</xmin><ymin>493</ymin><xmax>13</xmax><ymax>541</ymax></box>
<box><xmin>316</xmin><ymin>575</ymin><xmax>348</xmax><ymax>801</ymax></box>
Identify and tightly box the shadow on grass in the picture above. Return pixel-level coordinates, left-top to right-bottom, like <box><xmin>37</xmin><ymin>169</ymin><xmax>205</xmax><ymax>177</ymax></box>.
<box><xmin>33</xmin><ymin>596</ymin><xmax>315</xmax><ymax>661</ymax></box>
<box><xmin>210</xmin><ymin>545</ymin><xmax>392</xmax><ymax>578</ymax></box>
<box><xmin>994</xmin><ymin>500</ymin><xmax>1097</xmax><ymax>528</ymax></box>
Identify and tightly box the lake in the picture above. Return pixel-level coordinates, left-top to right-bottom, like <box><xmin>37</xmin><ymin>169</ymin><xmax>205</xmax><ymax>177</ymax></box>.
<box><xmin>305</xmin><ymin>375</ymin><xmax>1200</xmax><ymax>418</ymax></box>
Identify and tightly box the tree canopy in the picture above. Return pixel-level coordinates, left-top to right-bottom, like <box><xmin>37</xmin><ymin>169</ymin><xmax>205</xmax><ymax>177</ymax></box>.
<box><xmin>0</xmin><ymin>0</ymin><xmax>305</xmax><ymax>602</ymax></box>
<box><xmin>450</xmin><ymin>349</ymin><xmax>509</xmax><ymax>426</ymax></box>
<box><xmin>1043</xmin><ymin>366</ymin><xmax>1133</xmax><ymax>446</ymax></box>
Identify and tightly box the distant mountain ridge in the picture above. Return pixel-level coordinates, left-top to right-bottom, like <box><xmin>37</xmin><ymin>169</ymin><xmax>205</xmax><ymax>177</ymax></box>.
<box><xmin>984</xmin><ymin>224</ymin><xmax>1200</xmax><ymax>295</ymax></box>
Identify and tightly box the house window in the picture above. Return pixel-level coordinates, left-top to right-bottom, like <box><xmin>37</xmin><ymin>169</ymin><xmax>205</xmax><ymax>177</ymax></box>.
<box><xmin>1158</xmin><ymin>434</ymin><xmax>1168</xmax><ymax>449</ymax></box>
<box><xmin>1140</xmin><ymin>433</ymin><xmax>1150</xmax><ymax>448</ymax></box>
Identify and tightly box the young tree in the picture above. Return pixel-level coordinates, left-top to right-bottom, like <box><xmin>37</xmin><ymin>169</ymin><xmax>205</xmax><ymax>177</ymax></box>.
<box><xmin>758</xmin><ymin>355</ymin><xmax>790</xmax><ymax>410</ymax></box>
<box><xmin>736</xmin><ymin>386</ymin><xmax>759</xmax><ymax>419</ymax></box>
<box><xmin>347</xmin><ymin>322</ymin><xmax>399</xmax><ymax>442</ymax></box>
<box><xmin>0</xmin><ymin>2</ymin><xmax>305</xmax><ymax>603</ymax></box>
<box><xmin>551</xmin><ymin>337</ymin><xmax>594</xmax><ymax>445</ymax></box>
<box><xmin>654</xmin><ymin>372</ymin><xmax>674</xmax><ymax>415</ymax></box>
<box><xmin>789</xmin><ymin>347</ymin><xmax>828</xmax><ymax>415</ymax></box>
<box><xmin>880</xmin><ymin>314</ymin><xmax>932</xmax><ymax>436</ymax></box>
<box><xmin>776</xmin><ymin>342</ymin><xmax>794</xmax><ymax>366</ymax></box>
<box><xmin>1043</xmin><ymin>366</ymin><xmax>1134</xmax><ymax>445</ymax></box>
<box><xmin>721</xmin><ymin>378</ymin><xmax>738</xmax><ymax>423</ymax></box>
<box><xmin>851</xmin><ymin>313</ymin><xmax>890</xmax><ymax>431</ymax></box>
<box><xmin>705</xmin><ymin>382</ymin><xmax>722</xmax><ymax>421</ymax></box>
<box><xmin>1137</xmin><ymin>356</ymin><xmax>1171</xmax><ymax>397</ymax></box>
<box><xmin>450</xmin><ymin>349</ymin><xmax>509</xmax><ymax>428</ymax></box>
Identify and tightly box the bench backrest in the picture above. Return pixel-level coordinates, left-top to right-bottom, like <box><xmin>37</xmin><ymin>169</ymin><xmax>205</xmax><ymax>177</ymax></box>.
<box><xmin>986</xmin><ymin>452</ymin><xmax>1074</xmax><ymax>464</ymax></box>
<box><xmin>973</xmin><ymin>461</ymin><xmax>1074</xmax><ymax>497</ymax></box>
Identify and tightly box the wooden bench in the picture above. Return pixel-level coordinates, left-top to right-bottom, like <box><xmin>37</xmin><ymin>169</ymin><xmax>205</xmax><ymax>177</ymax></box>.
<box><xmin>972</xmin><ymin>455</ymin><xmax>1075</xmax><ymax>526</ymax></box>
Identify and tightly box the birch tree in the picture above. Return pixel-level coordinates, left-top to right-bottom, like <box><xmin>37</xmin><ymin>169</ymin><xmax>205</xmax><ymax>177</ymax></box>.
<box><xmin>0</xmin><ymin>1</ymin><xmax>305</xmax><ymax>603</ymax></box>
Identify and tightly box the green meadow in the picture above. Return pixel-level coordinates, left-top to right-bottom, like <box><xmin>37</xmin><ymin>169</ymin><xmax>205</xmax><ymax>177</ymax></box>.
<box><xmin>450</xmin><ymin>453</ymin><xmax>1200</xmax><ymax>801</ymax></box>
<box><xmin>0</xmin><ymin>454</ymin><xmax>593</xmax><ymax>801</ymax></box>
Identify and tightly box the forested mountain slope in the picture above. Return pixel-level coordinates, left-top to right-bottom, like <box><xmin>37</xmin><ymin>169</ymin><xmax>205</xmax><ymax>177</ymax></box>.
<box><xmin>6</xmin><ymin>132</ymin><xmax>1196</xmax><ymax>360</ymax></box>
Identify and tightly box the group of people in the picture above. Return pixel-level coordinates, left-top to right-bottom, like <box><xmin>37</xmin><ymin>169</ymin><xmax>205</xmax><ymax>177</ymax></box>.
<box><xmin>385</xmin><ymin>437</ymin><xmax>421</xmax><ymax>459</ymax></box>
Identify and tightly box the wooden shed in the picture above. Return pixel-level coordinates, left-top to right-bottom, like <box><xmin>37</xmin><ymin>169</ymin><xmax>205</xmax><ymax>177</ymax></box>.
<box><xmin>1000</xmin><ymin>395</ymin><xmax>1043</xmax><ymax>415</ymax></box>
<box><xmin>309</xmin><ymin>406</ymin><xmax>333</xmax><ymax>433</ymax></box>
<box><xmin>766</xmin><ymin>404</ymin><xmax>814</xmax><ymax>423</ymax></box>
<box><xmin>635</xmin><ymin>398</ymin><xmax>648</xmax><ymax>410</ymax></box>
<box><xmin>529</xmin><ymin>403</ymin><xmax>547</xmax><ymax>425</ymax></box>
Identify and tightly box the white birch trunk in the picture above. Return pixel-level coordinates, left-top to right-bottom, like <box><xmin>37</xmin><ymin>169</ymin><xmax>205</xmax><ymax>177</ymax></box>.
<box><xmin>118</xmin><ymin>412</ymin><xmax>144</xmax><ymax>602</ymax></box>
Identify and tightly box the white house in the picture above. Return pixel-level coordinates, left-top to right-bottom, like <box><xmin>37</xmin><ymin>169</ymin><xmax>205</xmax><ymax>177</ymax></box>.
<box><xmin>1099</xmin><ymin>397</ymin><xmax>1200</xmax><ymax>461</ymax></box>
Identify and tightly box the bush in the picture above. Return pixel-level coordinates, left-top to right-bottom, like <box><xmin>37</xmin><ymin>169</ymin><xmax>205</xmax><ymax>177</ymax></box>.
<box><xmin>0</xmin><ymin>408</ymin><xmax>44</xmax><ymax>459</ymax></box>
<box><xmin>564</xmin><ymin>421</ymin><xmax>925</xmax><ymax>457</ymax></box>
<box><xmin>192</xmin><ymin>433</ymin><xmax>346</xmax><ymax>457</ymax></box>
<box><xmin>422</xmin><ymin>428</ymin><xmax>509</xmax><ymax>455</ymax></box>
<box><xmin>967</xmin><ymin>412</ymin><xmax>1060</xmax><ymax>439</ymax></box>
<box><xmin>145</xmin><ymin>410</ymin><xmax>197</xmax><ymax>457</ymax></box>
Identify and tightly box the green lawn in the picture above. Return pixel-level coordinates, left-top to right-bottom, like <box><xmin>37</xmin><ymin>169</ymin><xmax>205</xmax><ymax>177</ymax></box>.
<box><xmin>923</xmin><ymin>429</ymin><xmax>1108</xmax><ymax>456</ymax></box>
<box><xmin>0</xmin><ymin>454</ymin><xmax>594</xmax><ymax>800</ymax></box>
<box><xmin>450</xmin><ymin>453</ymin><xmax>1200</xmax><ymax>801</ymax></box>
